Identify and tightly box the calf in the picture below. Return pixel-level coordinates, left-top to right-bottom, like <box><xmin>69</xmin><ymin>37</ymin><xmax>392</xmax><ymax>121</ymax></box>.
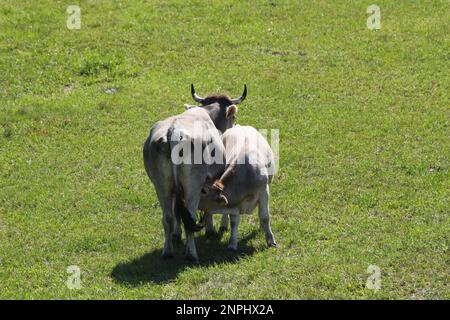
<box><xmin>199</xmin><ymin>125</ymin><xmax>277</xmax><ymax>250</ymax></box>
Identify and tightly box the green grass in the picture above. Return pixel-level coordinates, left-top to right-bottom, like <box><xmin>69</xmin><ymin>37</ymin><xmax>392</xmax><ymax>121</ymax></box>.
<box><xmin>0</xmin><ymin>0</ymin><xmax>448</xmax><ymax>299</ymax></box>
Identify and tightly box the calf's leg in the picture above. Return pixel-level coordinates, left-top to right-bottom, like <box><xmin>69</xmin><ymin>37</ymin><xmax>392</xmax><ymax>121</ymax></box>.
<box><xmin>205</xmin><ymin>213</ymin><xmax>216</xmax><ymax>238</ymax></box>
<box><xmin>258</xmin><ymin>186</ymin><xmax>276</xmax><ymax>247</ymax></box>
<box><xmin>219</xmin><ymin>214</ymin><xmax>229</xmax><ymax>233</ymax></box>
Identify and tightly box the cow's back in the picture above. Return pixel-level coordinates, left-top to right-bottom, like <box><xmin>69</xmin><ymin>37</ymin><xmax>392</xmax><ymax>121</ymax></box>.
<box><xmin>144</xmin><ymin>107</ymin><xmax>226</xmax><ymax>206</ymax></box>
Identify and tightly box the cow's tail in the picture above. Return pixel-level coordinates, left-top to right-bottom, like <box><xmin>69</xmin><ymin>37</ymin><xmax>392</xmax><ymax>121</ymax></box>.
<box><xmin>167</xmin><ymin>127</ymin><xmax>204</xmax><ymax>233</ymax></box>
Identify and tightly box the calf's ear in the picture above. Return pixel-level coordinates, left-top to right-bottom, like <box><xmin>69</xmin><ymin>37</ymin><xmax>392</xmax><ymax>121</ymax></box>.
<box><xmin>226</xmin><ymin>105</ymin><xmax>238</xmax><ymax>118</ymax></box>
<box><xmin>218</xmin><ymin>194</ymin><xmax>228</xmax><ymax>205</ymax></box>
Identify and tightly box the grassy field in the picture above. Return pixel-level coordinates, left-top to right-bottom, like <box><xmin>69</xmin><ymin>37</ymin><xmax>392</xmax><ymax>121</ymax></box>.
<box><xmin>0</xmin><ymin>0</ymin><xmax>448</xmax><ymax>299</ymax></box>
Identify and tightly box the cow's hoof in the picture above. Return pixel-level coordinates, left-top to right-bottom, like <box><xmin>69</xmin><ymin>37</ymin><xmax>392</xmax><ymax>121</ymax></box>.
<box><xmin>172</xmin><ymin>234</ymin><xmax>182</xmax><ymax>242</ymax></box>
<box><xmin>267</xmin><ymin>242</ymin><xmax>277</xmax><ymax>248</ymax></box>
<box><xmin>219</xmin><ymin>226</ymin><xmax>228</xmax><ymax>234</ymax></box>
<box><xmin>161</xmin><ymin>251</ymin><xmax>174</xmax><ymax>259</ymax></box>
<box><xmin>227</xmin><ymin>245</ymin><xmax>238</xmax><ymax>252</ymax></box>
<box><xmin>185</xmin><ymin>254</ymin><xmax>199</xmax><ymax>264</ymax></box>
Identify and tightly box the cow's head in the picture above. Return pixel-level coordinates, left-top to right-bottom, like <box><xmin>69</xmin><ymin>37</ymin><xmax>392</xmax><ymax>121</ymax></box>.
<box><xmin>189</xmin><ymin>84</ymin><xmax>247</xmax><ymax>133</ymax></box>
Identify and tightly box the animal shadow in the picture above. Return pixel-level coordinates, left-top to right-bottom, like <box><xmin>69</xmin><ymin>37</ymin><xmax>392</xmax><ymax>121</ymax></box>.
<box><xmin>111</xmin><ymin>230</ymin><xmax>259</xmax><ymax>286</ymax></box>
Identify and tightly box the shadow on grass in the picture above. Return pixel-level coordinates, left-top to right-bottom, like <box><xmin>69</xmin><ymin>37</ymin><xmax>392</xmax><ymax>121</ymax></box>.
<box><xmin>111</xmin><ymin>230</ymin><xmax>258</xmax><ymax>286</ymax></box>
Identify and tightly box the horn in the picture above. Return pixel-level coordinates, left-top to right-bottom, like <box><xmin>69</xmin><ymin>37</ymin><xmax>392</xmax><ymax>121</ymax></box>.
<box><xmin>191</xmin><ymin>84</ymin><xmax>205</xmax><ymax>103</ymax></box>
<box><xmin>231</xmin><ymin>84</ymin><xmax>247</xmax><ymax>104</ymax></box>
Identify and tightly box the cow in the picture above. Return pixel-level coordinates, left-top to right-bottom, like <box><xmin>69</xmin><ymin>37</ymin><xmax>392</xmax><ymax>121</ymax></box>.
<box><xmin>143</xmin><ymin>85</ymin><xmax>247</xmax><ymax>262</ymax></box>
<box><xmin>198</xmin><ymin>125</ymin><xmax>277</xmax><ymax>251</ymax></box>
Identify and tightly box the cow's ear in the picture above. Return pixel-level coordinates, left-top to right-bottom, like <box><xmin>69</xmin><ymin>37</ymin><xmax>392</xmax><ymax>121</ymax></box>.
<box><xmin>226</xmin><ymin>105</ymin><xmax>238</xmax><ymax>118</ymax></box>
<box><xmin>184</xmin><ymin>104</ymin><xmax>196</xmax><ymax>110</ymax></box>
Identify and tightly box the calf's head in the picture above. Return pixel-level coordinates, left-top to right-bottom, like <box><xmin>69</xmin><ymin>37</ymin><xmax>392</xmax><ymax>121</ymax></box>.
<box><xmin>189</xmin><ymin>84</ymin><xmax>246</xmax><ymax>133</ymax></box>
<box><xmin>200</xmin><ymin>179</ymin><xmax>229</xmax><ymax>207</ymax></box>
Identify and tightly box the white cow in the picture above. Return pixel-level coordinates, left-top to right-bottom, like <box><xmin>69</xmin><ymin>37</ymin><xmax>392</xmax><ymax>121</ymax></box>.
<box><xmin>143</xmin><ymin>85</ymin><xmax>246</xmax><ymax>262</ymax></box>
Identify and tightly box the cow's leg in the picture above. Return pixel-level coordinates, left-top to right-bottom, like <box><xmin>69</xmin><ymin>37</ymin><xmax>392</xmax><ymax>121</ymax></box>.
<box><xmin>219</xmin><ymin>214</ymin><xmax>229</xmax><ymax>233</ymax></box>
<box><xmin>228</xmin><ymin>212</ymin><xmax>240</xmax><ymax>251</ymax></box>
<box><xmin>184</xmin><ymin>229</ymin><xmax>198</xmax><ymax>262</ymax></box>
<box><xmin>183</xmin><ymin>197</ymin><xmax>200</xmax><ymax>263</ymax></box>
<box><xmin>161</xmin><ymin>197</ymin><xmax>175</xmax><ymax>258</ymax></box>
<box><xmin>258</xmin><ymin>186</ymin><xmax>276</xmax><ymax>247</ymax></box>
<box><xmin>205</xmin><ymin>212</ymin><xmax>216</xmax><ymax>238</ymax></box>
<box><xmin>172</xmin><ymin>206</ymin><xmax>182</xmax><ymax>242</ymax></box>
<box><xmin>144</xmin><ymin>141</ymin><xmax>177</xmax><ymax>257</ymax></box>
